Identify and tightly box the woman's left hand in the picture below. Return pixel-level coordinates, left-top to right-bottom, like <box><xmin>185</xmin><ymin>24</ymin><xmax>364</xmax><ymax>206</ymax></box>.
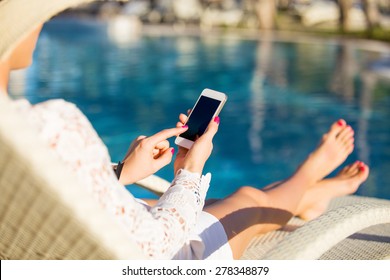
<box><xmin>174</xmin><ymin>112</ymin><xmax>219</xmax><ymax>175</ymax></box>
<box><xmin>119</xmin><ymin>126</ymin><xmax>189</xmax><ymax>185</ymax></box>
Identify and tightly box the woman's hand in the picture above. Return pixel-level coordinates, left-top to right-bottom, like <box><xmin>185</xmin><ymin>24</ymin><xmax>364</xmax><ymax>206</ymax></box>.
<box><xmin>174</xmin><ymin>112</ymin><xmax>220</xmax><ymax>175</ymax></box>
<box><xmin>119</xmin><ymin>126</ymin><xmax>189</xmax><ymax>185</ymax></box>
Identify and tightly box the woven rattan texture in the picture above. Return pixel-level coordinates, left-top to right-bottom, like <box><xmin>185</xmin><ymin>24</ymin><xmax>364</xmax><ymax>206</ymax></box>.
<box><xmin>241</xmin><ymin>196</ymin><xmax>390</xmax><ymax>260</ymax></box>
<box><xmin>320</xmin><ymin>223</ymin><xmax>390</xmax><ymax>260</ymax></box>
<box><xmin>0</xmin><ymin>138</ymin><xmax>112</xmax><ymax>259</ymax></box>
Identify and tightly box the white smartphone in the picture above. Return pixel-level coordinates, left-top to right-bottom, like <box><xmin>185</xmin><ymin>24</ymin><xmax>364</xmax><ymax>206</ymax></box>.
<box><xmin>175</xmin><ymin>88</ymin><xmax>227</xmax><ymax>149</ymax></box>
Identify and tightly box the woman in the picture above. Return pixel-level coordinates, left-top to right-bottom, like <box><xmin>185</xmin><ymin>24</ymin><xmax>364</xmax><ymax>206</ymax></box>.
<box><xmin>0</xmin><ymin>0</ymin><xmax>369</xmax><ymax>259</ymax></box>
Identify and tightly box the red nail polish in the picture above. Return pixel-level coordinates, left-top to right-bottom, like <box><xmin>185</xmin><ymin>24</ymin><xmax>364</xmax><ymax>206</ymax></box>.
<box><xmin>337</xmin><ymin>120</ymin><xmax>344</xmax><ymax>126</ymax></box>
<box><xmin>171</xmin><ymin>148</ymin><xmax>175</xmax><ymax>155</ymax></box>
<box><xmin>214</xmin><ymin>116</ymin><xmax>220</xmax><ymax>124</ymax></box>
<box><xmin>359</xmin><ymin>165</ymin><xmax>365</xmax><ymax>172</ymax></box>
<box><xmin>182</xmin><ymin>125</ymin><xmax>188</xmax><ymax>128</ymax></box>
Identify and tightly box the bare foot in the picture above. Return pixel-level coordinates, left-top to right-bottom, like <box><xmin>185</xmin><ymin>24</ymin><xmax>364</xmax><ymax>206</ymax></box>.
<box><xmin>294</xmin><ymin>119</ymin><xmax>355</xmax><ymax>186</ymax></box>
<box><xmin>296</xmin><ymin>161</ymin><xmax>369</xmax><ymax>221</ymax></box>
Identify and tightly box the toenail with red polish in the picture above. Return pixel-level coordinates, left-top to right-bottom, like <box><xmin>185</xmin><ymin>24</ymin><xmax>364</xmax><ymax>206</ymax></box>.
<box><xmin>359</xmin><ymin>166</ymin><xmax>365</xmax><ymax>171</ymax></box>
<box><xmin>337</xmin><ymin>120</ymin><xmax>344</xmax><ymax>126</ymax></box>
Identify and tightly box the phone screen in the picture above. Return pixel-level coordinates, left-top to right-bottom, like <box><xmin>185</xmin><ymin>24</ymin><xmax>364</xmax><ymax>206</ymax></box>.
<box><xmin>179</xmin><ymin>96</ymin><xmax>222</xmax><ymax>141</ymax></box>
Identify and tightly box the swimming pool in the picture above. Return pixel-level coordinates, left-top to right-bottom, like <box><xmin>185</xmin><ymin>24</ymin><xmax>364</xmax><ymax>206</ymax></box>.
<box><xmin>9</xmin><ymin>18</ymin><xmax>390</xmax><ymax>200</ymax></box>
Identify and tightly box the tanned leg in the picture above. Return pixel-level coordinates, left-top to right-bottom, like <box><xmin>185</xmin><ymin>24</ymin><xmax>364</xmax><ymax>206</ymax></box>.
<box><xmin>204</xmin><ymin>120</ymin><xmax>356</xmax><ymax>259</ymax></box>
<box><xmin>296</xmin><ymin>160</ymin><xmax>369</xmax><ymax>220</ymax></box>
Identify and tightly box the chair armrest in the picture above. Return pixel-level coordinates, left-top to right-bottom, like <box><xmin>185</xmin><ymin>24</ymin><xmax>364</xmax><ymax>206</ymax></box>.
<box><xmin>134</xmin><ymin>175</ymin><xmax>171</xmax><ymax>196</ymax></box>
<box><xmin>110</xmin><ymin>162</ymin><xmax>171</xmax><ymax>196</ymax></box>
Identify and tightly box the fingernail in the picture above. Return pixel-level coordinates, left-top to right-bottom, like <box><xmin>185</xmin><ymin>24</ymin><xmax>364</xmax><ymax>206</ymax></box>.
<box><xmin>214</xmin><ymin>116</ymin><xmax>220</xmax><ymax>124</ymax></box>
<box><xmin>182</xmin><ymin>125</ymin><xmax>188</xmax><ymax>129</ymax></box>
<box><xmin>359</xmin><ymin>165</ymin><xmax>365</xmax><ymax>172</ymax></box>
<box><xmin>337</xmin><ymin>120</ymin><xmax>344</xmax><ymax>126</ymax></box>
<box><xmin>171</xmin><ymin>148</ymin><xmax>175</xmax><ymax>155</ymax></box>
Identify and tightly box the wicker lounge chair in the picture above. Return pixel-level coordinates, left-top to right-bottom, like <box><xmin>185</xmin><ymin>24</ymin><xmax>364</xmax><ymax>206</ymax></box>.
<box><xmin>1</xmin><ymin>95</ymin><xmax>390</xmax><ymax>260</ymax></box>
<box><xmin>243</xmin><ymin>195</ymin><xmax>390</xmax><ymax>260</ymax></box>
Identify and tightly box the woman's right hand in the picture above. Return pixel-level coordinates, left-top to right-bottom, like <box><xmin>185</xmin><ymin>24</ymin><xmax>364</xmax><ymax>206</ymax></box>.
<box><xmin>119</xmin><ymin>126</ymin><xmax>189</xmax><ymax>185</ymax></box>
<box><xmin>174</xmin><ymin>113</ymin><xmax>220</xmax><ymax>175</ymax></box>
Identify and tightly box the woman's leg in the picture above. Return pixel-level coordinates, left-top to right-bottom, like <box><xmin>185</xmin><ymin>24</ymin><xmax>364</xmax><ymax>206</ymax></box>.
<box><xmin>204</xmin><ymin>120</ymin><xmax>358</xmax><ymax>259</ymax></box>
<box><xmin>296</xmin><ymin>160</ymin><xmax>369</xmax><ymax>220</ymax></box>
<box><xmin>259</xmin><ymin>161</ymin><xmax>370</xmax><ymax>219</ymax></box>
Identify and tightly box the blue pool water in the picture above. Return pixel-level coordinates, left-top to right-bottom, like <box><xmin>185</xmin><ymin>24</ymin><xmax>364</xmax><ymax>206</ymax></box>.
<box><xmin>9</xmin><ymin>18</ymin><xmax>390</xmax><ymax>200</ymax></box>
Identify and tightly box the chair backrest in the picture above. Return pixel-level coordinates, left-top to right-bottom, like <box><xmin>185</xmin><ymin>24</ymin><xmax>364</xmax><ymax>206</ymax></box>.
<box><xmin>0</xmin><ymin>95</ymin><xmax>145</xmax><ymax>259</ymax></box>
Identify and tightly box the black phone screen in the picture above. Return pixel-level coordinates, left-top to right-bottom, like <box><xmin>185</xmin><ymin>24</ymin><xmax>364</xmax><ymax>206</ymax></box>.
<box><xmin>180</xmin><ymin>96</ymin><xmax>221</xmax><ymax>141</ymax></box>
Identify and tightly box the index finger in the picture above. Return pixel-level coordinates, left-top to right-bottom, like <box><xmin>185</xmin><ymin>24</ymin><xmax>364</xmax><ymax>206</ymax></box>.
<box><xmin>147</xmin><ymin>126</ymin><xmax>188</xmax><ymax>146</ymax></box>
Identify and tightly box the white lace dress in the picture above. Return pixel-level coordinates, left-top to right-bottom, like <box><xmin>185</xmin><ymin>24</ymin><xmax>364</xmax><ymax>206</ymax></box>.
<box><xmin>12</xmin><ymin>98</ymin><xmax>232</xmax><ymax>260</ymax></box>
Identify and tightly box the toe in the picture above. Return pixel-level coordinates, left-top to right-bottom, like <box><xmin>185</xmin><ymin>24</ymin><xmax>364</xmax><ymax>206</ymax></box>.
<box><xmin>346</xmin><ymin>142</ymin><xmax>354</xmax><ymax>155</ymax></box>
<box><xmin>353</xmin><ymin>162</ymin><xmax>370</xmax><ymax>183</ymax></box>
<box><xmin>340</xmin><ymin>164</ymin><xmax>351</xmax><ymax>174</ymax></box>
<box><xmin>358</xmin><ymin>162</ymin><xmax>369</xmax><ymax>176</ymax></box>
<box><xmin>337</xmin><ymin>126</ymin><xmax>355</xmax><ymax>154</ymax></box>
<box><xmin>338</xmin><ymin>125</ymin><xmax>354</xmax><ymax>142</ymax></box>
<box><xmin>328</xmin><ymin>119</ymin><xmax>347</xmax><ymax>138</ymax></box>
<box><xmin>343</xmin><ymin>162</ymin><xmax>369</xmax><ymax>193</ymax></box>
<box><xmin>339</xmin><ymin>161</ymin><xmax>359</xmax><ymax>177</ymax></box>
<box><xmin>349</xmin><ymin>161</ymin><xmax>361</xmax><ymax>176</ymax></box>
<box><xmin>345</xmin><ymin>161</ymin><xmax>358</xmax><ymax>173</ymax></box>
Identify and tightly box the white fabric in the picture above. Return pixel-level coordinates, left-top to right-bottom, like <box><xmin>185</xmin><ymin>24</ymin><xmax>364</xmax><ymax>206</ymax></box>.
<box><xmin>173</xmin><ymin>211</ymin><xmax>233</xmax><ymax>260</ymax></box>
<box><xmin>137</xmin><ymin>200</ymin><xmax>233</xmax><ymax>260</ymax></box>
<box><xmin>12</xmin><ymin>98</ymin><xmax>215</xmax><ymax>260</ymax></box>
